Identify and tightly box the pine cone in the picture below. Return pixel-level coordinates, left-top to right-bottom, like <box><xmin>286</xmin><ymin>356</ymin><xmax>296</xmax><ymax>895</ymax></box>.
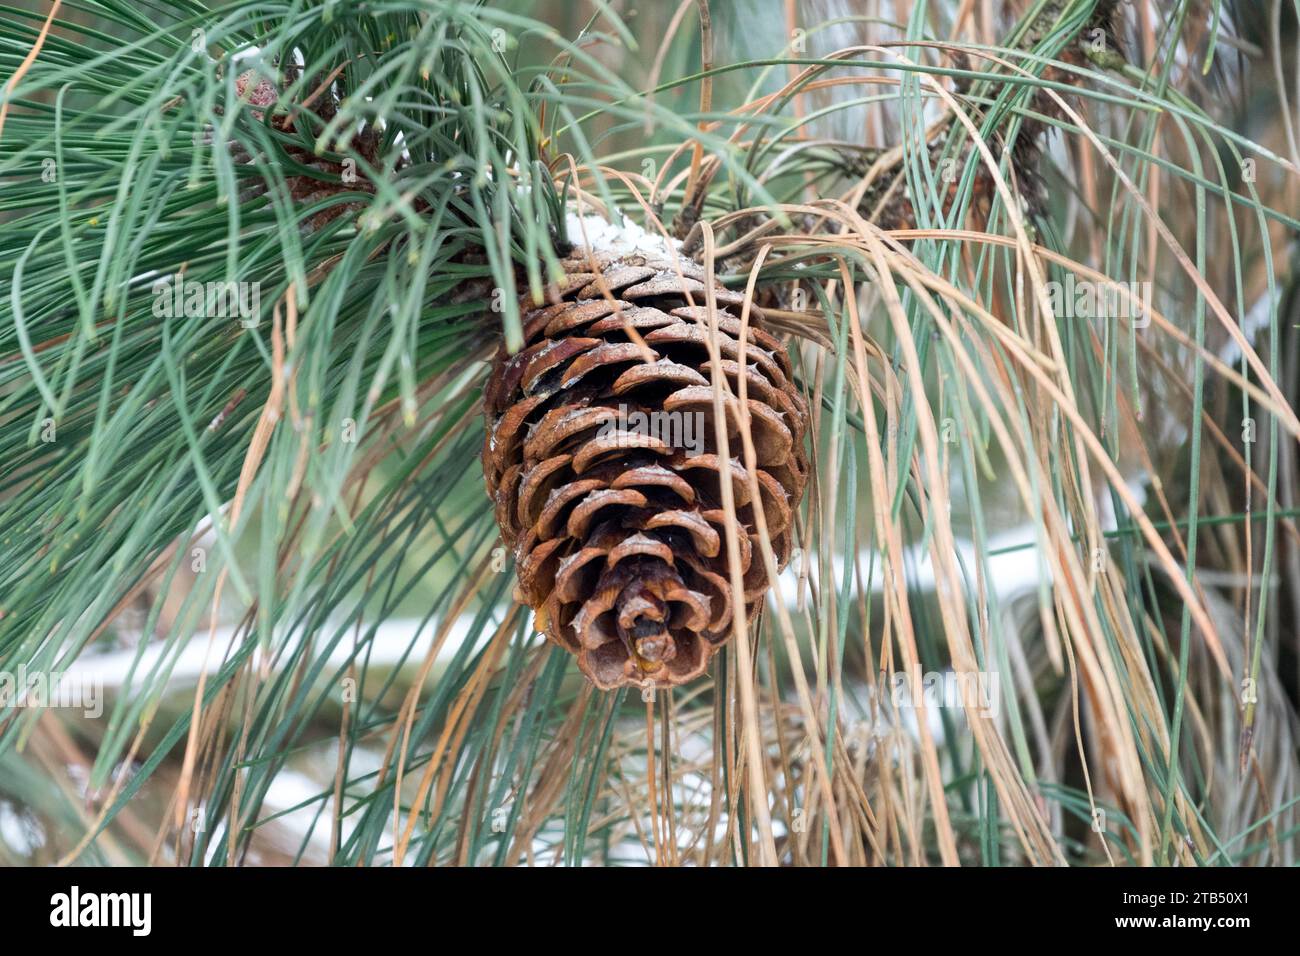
<box><xmin>482</xmin><ymin>247</ymin><xmax>809</xmax><ymax>689</ymax></box>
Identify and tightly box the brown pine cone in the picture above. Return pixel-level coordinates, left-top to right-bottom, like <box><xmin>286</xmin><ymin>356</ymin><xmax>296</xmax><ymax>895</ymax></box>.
<box><xmin>482</xmin><ymin>247</ymin><xmax>809</xmax><ymax>689</ymax></box>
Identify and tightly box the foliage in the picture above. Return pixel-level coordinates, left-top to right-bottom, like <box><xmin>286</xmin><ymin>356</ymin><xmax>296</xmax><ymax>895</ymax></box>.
<box><xmin>0</xmin><ymin>0</ymin><xmax>1297</xmax><ymax>866</ymax></box>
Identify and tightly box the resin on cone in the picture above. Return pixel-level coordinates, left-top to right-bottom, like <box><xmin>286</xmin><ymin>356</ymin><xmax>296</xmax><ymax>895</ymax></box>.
<box><xmin>482</xmin><ymin>245</ymin><xmax>809</xmax><ymax>689</ymax></box>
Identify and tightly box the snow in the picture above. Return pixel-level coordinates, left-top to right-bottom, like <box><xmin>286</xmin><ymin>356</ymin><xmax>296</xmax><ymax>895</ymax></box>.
<box><xmin>564</xmin><ymin>211</ymin><xmax>682</xmax><ymax>259</ymax></box>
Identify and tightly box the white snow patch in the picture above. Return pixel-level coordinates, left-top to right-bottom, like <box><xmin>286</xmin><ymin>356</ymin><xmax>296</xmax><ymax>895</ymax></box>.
<box><xmin>66</xmin><ymin>611</ymin><xmax>503</xmax><ymax>690</ymax></box>
<box><xmin>564</xmin><ymin>211</ymin><xmax>682</xmax><ymax>259</ymax></box>
<box><xmin>0</xmin><ymin>802</ymin><xmax>45</xmax><ymax>856</ymax></box>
